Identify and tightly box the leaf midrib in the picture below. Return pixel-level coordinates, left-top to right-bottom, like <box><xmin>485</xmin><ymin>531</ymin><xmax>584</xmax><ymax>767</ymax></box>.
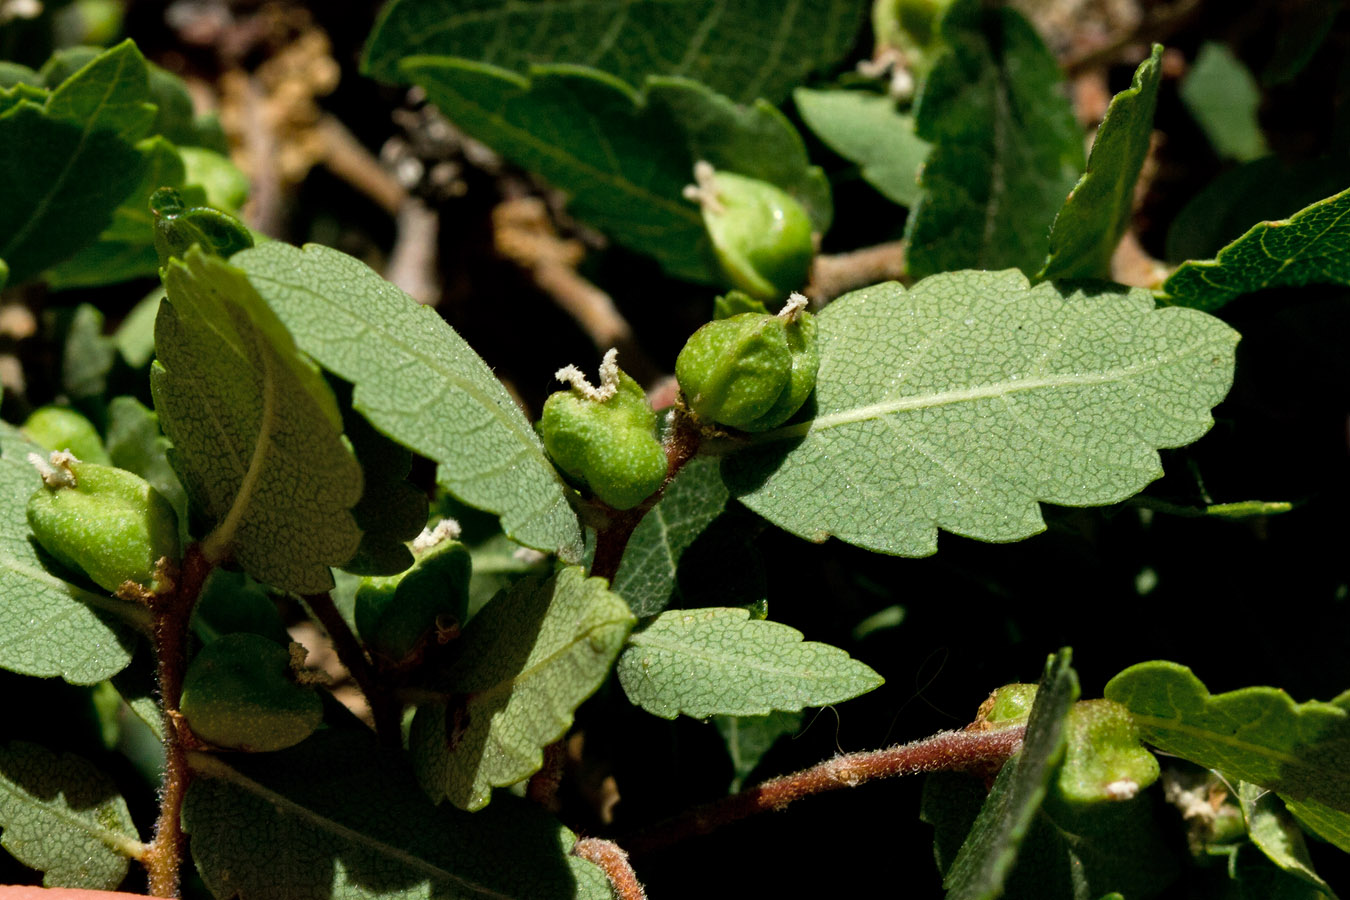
<box><xmin>0</xmin><ymin>772</ymin><xmax>143</xmax><ymax>863</ymax></box>
<box><xmin>766</xmin><ymin>340</ymin><xmax>1213</xmax><ymax>440</ymax></box>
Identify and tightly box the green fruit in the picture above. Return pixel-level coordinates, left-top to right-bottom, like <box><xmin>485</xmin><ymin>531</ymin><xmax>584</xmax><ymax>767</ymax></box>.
<box><xmin>21</xmin><ymin>405</ymin><xmax>111</xmax><ymax>464</ymax></box>
<box><xmin>1051</xmin><ymin>699</ymin><xmax>1160</xmax><ymax>808</ymax></box>
<box><xmin>687</xmin><ymin>163</ymin><xmax>814</xmax><ymax>300</ymax></box>
<box><xmin>151</xmin><ymin>186</ymin><xmax>254</xmax><ymax>268</ymax></box>
<box><xmin>180</xmin><ymin>633</ymin><xmax>323</xmax><ymax>752</ymax></box>
<box><xmin>975</xmin><ymin>682</ymin><xmax>1039</xmax><ymax>728</ymax></box>
<box><xmin>26</xmin><ymin>453</ymin><xmax>180</xmax><ymax>594</ymax></box>
<box><xmin>675</xmin><ymin>304</ymin><xmax>819</xmax><ymax>432</ymax></box>
<box><xmin>537</xmin><ymin>354</ymin><xmax>667</xmax><ymax>510</ymax></box>
<box><xmin>356</xmin><ymin>523</ymin><xmax>471</xmax><ymax>665</ymax></box>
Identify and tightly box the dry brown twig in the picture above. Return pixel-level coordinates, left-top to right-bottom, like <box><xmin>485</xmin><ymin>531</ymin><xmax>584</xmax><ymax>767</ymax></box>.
<box><xmin>492</xmin><ymin>197</ymin><xmax>659</xmax><ymax>385</ymax></box>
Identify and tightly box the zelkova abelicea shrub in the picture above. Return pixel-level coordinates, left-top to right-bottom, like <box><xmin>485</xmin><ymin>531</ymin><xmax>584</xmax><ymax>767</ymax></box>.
<box><xmin>0</xmin><ymin>4</ymin><xmax>1346</xmax><ymax>899</ymax></box>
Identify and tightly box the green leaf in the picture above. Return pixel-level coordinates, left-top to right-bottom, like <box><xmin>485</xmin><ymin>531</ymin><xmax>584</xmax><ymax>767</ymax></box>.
<box><xmin>59</xmin><ymin>303</ymin><xmax>117</xmax><ymax>402</ymax></box>
<box><xmin>397</xmin><ymin>60</ymin><xmax>829</xmax><ymax>284</ymax></box>
<box><xmin>944</xmin><ymin>649</ymin><xmax>1078</xmax><ymax>900</ymax></box>
<box><xmin>104</xmin><ymin>396</ymin><xmax>189</xmax><ymax>539</ymax></box>
<box><xmin>611</xmin><ymin>456</ymin><xmax>728</xmax><ymax>617</ymax></box>
<box><xmin>714</xmin><ymin>710</ymin><xmax>804</xmax><ymax>792</ymax></box>
<box><xmin>46</xmin><ymin>135</ymin><xmax>204</xmax><ymax>290</ymax></box>
<box><xmin>616</xmin><ymin>607</ymin><xmax>882</xmax><ymax>718</ymax></box>
<box><xmin>1039</xmin><ymin>45</ymin><xmax>1163</xmax><ymax>282</ymax></box>
<box><xmin>0</xmin><ymin>741</ymin><xmax>141</xmax><ymax>890</ymax></box>
<box><xmin>794</xmin><ymin>87</ymin><xmax>930</xmax><ymax>208</ymax></box>
<box><xmin>1104</xmin><ymin>662</ymin><xmax>1350</xmax><ymax>817</ymax></box>
<box><xmin>410</xmin><ymin>567</ymin><xmax>633</xmax><ymax>810</ymax></box>
<box><xmin>1239</xmin><ymin>782</ymin><xmax>1338</xmax><ymax>897</ymax></box>
<box><xmin>0</xmin><ymin>40</ymin><xmax>155</xmax><ymax>284</ymax></box>
<box><xmin>113</xmin><ymin>288</ymin><xmax>163</xmax><ymax>369</ymax></box>
<box><xmin>233</xmin><ymin>240</ymin><xmax>583</xmax><ymax>561</ymax></box>
<box><xmin>904</xmin><ymin>0</ymin><xmax>1084</xmax><ymax>280</ymax></box>
<box><xmin>723</xmin><ymin>270</ymin><xmax>1239</xmax><ymax>556</ymax></box>
<box><xmin>150</xmin><ymin>247</ymin><xmax>363</xmax><ymax>593</ymax></box>
<box><xmin>1180</xmin><ymin>43</ymin><xmax>1267</xmax><ymax>163</ymax></box>
<box><xmin>1165</xmin><ymin>154</ymin><xmax>1350</xmax><ymax>263</ymax></box>
<box><xmin>0</xmin><ymin>422</ymin><xmax>138</xmax><ymax>683</ymax></box>
<box><xmin>363</xmin><ymin>0</ymin><xmax>866</xmax><ymax>105</ymax></box>
<box><xmin>333</xmin><ymin>379</ymin><xmax>428</xmax><ymax>577</ymax></box>
<box><xmin>1285</xmin><ymin>798</ymin><xmax>1350</xmax><ymax>854</ymax></box>
<box><xmin>183</xmin><ymin>727</ymin><xmax>611</xmax><ymax>900</ymax></box>
<box><xmin>1158</xmin><ymin>186</ymin><xmax>1350</xmax><ymax>312</ymax></box>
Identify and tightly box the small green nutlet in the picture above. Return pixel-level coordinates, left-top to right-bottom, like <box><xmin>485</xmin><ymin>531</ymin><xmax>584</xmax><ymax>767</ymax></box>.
<box><xmin>974</xmin><ymin>682</ymin><xmax>1039</xmax><ymax>729</ymax></box>
<box><xmin>675</xmin><ymin>295</ymin><xmax>819</xmax><ymax>432</ymax></box>
<box><xmin>180</xmin><ymin>633</ymin><xmax>323</xmax><ymax>752</ymax></box>
<box><xmin>26</xmin><ymin>452</ymin><xmax>180</xmax><ymax>594</ymax></box>
<box><xmin>537</xmin><ymin>350</ymin><xmax>668</xmax><ymax>510</ymax></box>
<box><xmin>355</xmin><ymin>519</ymin><xmax>471</xmax><ymax>666</ymax></box>
<box><xmin>150</xmin><ymin>186</ymin><xmax>254</xmax><ymax>268</ymax></box>
<box><xmin>1051</xmin><ymin>699</ymin><xmax>1160</xmax><ymax>809</ymax></box>
<box><xmin>21</xmin><ymin>405</ymin><xmax>111</xmax><ymax>464</ymax></box>
<box><xmin>685</xmin><ymin>162</ymin><xmax>814</xmax><ymax>300</ymax></box>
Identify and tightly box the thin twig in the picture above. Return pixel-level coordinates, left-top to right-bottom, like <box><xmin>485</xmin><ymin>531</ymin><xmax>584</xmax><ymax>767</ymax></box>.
<box><xmin>588</xmin><ymin>408</ymin><xmax>703</xmax><ymax>582</ymax></box>
<box><xmin>572</xmin><ymin>838</ymin><xmax>647</xmax><ymax>900</ymax></box>
<box><xmin>301</xmin><ymin>592</ymin><xmax>402</xmax><ymax>748</ymax></box>
<box><xmin>1063</xmin><ymin>0</ymin><xmax>1205</xmax><ymax>76</ymax></box>
<box><xmin>316</xmin><ymin>113</ymin><xmax>407</xmax><ymax>216</ymax></box>
<box><xmin>143</xmin><ymin>544</ymin><xmax>216</xmax><ymax>898</ymax></box>
<box><xmin>626</xmin><ymin>724</ymin><xmax>1025</xmax><ymax>856</ymax></box>
<box><xmin>493</xmin><ymin>196</ymin><xmax>659</xmax><ymax>385</ymax></box>
<box><xmin>806</xmin><ymin>240</ymin><xmax>907</xmax><ymax>305</ymax></box>
<box><xmin>527</xmin><ymin>740</ymin><xmax>567</xmax><ymax>811</ymax></box>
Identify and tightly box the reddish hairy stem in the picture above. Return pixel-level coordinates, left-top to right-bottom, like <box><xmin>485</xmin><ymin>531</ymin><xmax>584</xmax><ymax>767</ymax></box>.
<box><xmin>572</xmin><ymin>838</ymin><xmax>647</xmax><ymax>900</ymax></box>
<box><xmin>144</xmin><ymin>544</ymin><xmax>215</xmax><ymax>898</ymax></box>
<box><xmin>301</xmin><ymin>592</ymin><xmax>402</xmax><ymax>748</ymax></box>
<box><xmin>589</xmin><ymin>409</ymin><xmax>703</xmax><ymax>583</ymax></box>
<box><xmin>626</xmin><ymin>724</ymin><xmax>1026</xmax><ymax>856</ymax></box>
<box><xmin>526</xmin><ymin>740</ymin><xmax>567</xmax><ymax>811</ymax></box>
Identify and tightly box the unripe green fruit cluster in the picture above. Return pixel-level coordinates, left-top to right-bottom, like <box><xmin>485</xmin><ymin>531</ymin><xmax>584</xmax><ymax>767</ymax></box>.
<box><xmin>355</xmin><ymin>526</ymin><xmax>470</xmax><ymax>666</ymax></box>
<box><xmin>676</xmin><ymin>308</ymin><xmax>819</xmax><ymax>432</ymax></box>
<box><xmin>974</xmin><ymin>685</ymin><xmax>1159</xmax><ymax>810</ymax></box>
<box><xmin>693</xmin><ymin>166</ymin><xmax>814</xmax><ymax>301</ymax></box>
<box><xmin>26</xmin><ymin>455</ymin><xmax>180</xmax><ymax>594</ymax></box>
<box><xmin>537</xmin><ymin>367</ymin><xmax>667</xmax><ymax>510</ymax></box>
<box><xmin>180</xmin><ymin>633</ymin><xmax>323</xmax><ymax>752</ymax></box>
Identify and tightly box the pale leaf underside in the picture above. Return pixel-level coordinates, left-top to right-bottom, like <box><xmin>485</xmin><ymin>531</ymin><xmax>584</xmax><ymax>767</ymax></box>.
<box><xmin>724</xmin><ymin>270</ymin><xmax>1239</xmax><ymax>557</ymax></box>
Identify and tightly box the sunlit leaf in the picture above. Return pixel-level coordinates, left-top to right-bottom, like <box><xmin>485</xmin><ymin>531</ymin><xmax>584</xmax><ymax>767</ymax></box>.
<box><xmin>725</xmin><ymin>270</ymin><xmax>1238</xmax><ymax>556</ymax></box>
<box><xmin>151</xmin><ymin>248</ymin><xmax>363</xmax><ymax>592</ymax></box>
<box><xmin>234</xmin><ymin>241</ymin><xmax>583</xmax><ymax>561</ymax></box>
